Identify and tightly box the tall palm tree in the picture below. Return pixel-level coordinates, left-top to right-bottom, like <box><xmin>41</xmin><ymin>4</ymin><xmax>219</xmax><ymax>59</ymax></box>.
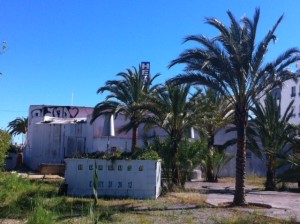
<box><xmin>142</xmin><ymin>83</ymin><xmax>199</xmax><ymax>187</ymax></box>
<box><xmin>7</xmin><ymin>117</ymin><xmax>28</xmax><ymax>144</ymax></box>
<box><xmin>168</xmin><ymin>9</ymin><xmax>300</xmax><ymax>205</ymax></box>
<box><xmin>250</xmin><ymin>94</ymin><xmax>294</xmax><ymax>190</ymax></box>
<box><xmin>91</xmin><ymin>66</ymin><xmax>159</xmax><ymax>153</ymax></box>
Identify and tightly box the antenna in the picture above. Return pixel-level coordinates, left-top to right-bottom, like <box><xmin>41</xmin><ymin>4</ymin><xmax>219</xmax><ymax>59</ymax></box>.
<box><xmin>71</xmin><ymin>92</ymin><xmax>74</xmax><ymax>106</ymax></box>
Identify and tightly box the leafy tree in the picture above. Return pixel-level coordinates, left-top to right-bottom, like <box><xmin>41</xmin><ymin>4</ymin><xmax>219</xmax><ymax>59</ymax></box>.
<box><xmin>250</xmin><ymin>94</ymin><xmax>295</xmax><ymax>190</ymax></box>
<box><xmin>141</xmin><ymin>84</ymin><xmax>199</xmax><ymax>187</ymax></box>
<box><xmin>91</xmin><ymin>66</ymin><xmax>159</xmax><ymax>153</ymax></box>
<box><xmin>7</xmin><ymin>117</ymin><xmax>28</xmax><ymax>144</ymax></box>
<box><xmin>168</xmin><ymin>9</ymin><xmax>300</xmax><ymax>205</ymax></box>
<box><xmin>0</xmin><ymin>130</ymin><xmax>11</xmax><ymax>170</ymax></box>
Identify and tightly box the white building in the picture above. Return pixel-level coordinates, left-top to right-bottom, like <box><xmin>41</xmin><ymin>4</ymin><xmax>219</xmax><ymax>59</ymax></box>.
<box><xmin>24</xmin><ymin>105</ymin><xmax>167</xmax><ymax>170</ymax></box>
<box><xmin>278</xmin><ymin>78</ymin><xmax>300</xmax><ymax>125</ymax></box>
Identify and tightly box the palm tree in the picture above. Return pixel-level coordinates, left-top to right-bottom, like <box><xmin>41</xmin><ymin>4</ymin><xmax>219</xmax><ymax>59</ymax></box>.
<box><xmin>250</xmin><ymin>94</ymin><xmax>295</xmax><ymax>190</ymax></box>
<box><xmin>168</xmin><ymin>9</ymin><xmax>300</xmax><ymax>205</ymax></box>
<box><xmin>91</xmin><ymin>66</ymin><xmax>159</xmax><ymax>153</ymax></box>
<box><xmin>141</xmin><ymin>83</ymin><xmax>198</xmax><ymax>187</ymax></box>
<box><xmin>193</xmin><ymin>88</ymin><xmax>233</xmax><ymax>182</ymax></box>
<box><xmin>7</xmin><ymin>117</ymin><xmax>28</xmax><ymax>144</ymax></box>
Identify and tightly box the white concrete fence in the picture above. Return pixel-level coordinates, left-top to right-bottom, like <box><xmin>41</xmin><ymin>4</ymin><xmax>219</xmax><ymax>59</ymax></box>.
<box><xmin>65</xmin><ymin>159</ymin><xmax>161</xmax><ymax>199</ymax></box>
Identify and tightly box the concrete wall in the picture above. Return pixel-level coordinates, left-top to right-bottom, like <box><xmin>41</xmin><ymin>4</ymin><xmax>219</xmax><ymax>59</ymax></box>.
<box><xmin>65</xmin><ymin>159</ymin><xmax>161</xmax><ymax>199</ymax></box>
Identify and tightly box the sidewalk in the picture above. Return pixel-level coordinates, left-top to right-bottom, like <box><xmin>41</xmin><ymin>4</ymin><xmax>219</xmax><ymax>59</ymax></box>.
<box><xmin>186</xmin><ymin>181</ymin><xmax>300</xmax><ymax>222</ymax></box>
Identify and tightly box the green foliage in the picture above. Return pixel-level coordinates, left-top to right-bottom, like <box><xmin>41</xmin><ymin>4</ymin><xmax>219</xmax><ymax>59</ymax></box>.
<box><xmin>0</xmin><ymin>172</ymin><xmax>58</xmax><ymax>219</ymax></box>
<box><xmin>250</xmin><ymin>94</ymin><xmax>295</xmax><ymax>190</ymax></box>
<box><xmin>140</xmin><ymin>84</ymin><xmax>199</xmax><ymax>186</ymax></box>
<box><xmin>133</xmin><ymin>147</ymin><xmax>160</xmax><ymax>160</ymax></box>
<box><xmin>27</xmin><ymin>205</ymin><xmax>54</xmax><ymax>224</ymax></box>
<box><xmin>192</xmin><ymin>137</ymin><xmax>233</xmax><ymax>182</ymax></box>
<box><xmin>278</xmin><ymin>155</ymin><xmax>300</xmax><ymax>183</ymax></box>
<box><xmin>0</xmin><ymin>172</ymin><xmax>296</xmax><ymax>223</ymax></box>
<box><xmin>169</xmin><ymin>8</ymin><xmax>300</xmax><ymax>205</ymax></box>
<box><xmin>91</xmin><ymin>65</ymin><xmax>160</xmax><ymax>152</ymax></box>
<box><xmin>177</xmin><ymin>139</ymin><xmax>206</xmax><ymax>186</ymax></box>
<box><xmin>0</xmin><ymin>130</ymin><xmax>12</xmax><ymax>170</ymax></box>
<box><xmin>7</xmin><ymin>144</ymin><xmax>21</xmax><ymax>153</ymax></box>
<box><xmin>7</xmin><ymin>117</ymin><xmax>28</xmax><ymax>136</ymax></box>
<box><xmin>71</xmin><ymin>148</ymin><xmax>160</xmax><ymax>161</ymax></box>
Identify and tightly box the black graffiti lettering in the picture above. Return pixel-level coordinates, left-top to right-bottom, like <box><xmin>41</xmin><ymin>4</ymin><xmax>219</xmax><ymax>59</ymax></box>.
<box><xmin>31</xmin><ymin>106</ymin><xmax>80</xmax><ymax>118</ymax></box>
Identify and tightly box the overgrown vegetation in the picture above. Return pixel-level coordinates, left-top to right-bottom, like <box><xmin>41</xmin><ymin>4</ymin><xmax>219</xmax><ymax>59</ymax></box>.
<box><xmin>1</xmin><ymin>172</ymin><xmax>297</xmax><ymax>224</ymax></box>
<box><xmin>0</xmin><ymin>130</ymin><xmax>11</xmax><ymax>170</ymax></box>
<box><xmin>71</xmin><ymin>147</ymin><xmax>160</xmax><ymax>161</ymax></box>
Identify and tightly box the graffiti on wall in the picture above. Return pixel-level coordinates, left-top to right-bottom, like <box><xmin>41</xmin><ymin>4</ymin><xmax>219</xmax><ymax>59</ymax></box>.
<box><xmin>31</xmin><ymin>106</ymin><xmax>79</xmax><ymax>118</ymax></box>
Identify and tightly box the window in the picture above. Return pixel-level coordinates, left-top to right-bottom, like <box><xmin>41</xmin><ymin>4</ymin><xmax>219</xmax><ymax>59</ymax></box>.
<box><xmin>108</xmin><ymin>165</ymin><xmax>114</xmax><ymax>170</ymax></box>
<box><xmin>98</xmin><ymin>165</ymin><xmax>103</xmax><ymax>170</ymax></box>
<box><xmin>291</xmin><ymin>86</ymin><xmax>296</xmax><ymax>97</ymax></box>
<box><xmin>118</xmin><ymin>181</ymin><xmax>122</xmax><ymax>188</ymax></box>
<box><xmin>78</xmin><ymin>164</ymin><xmax>83</xmax><ymax>170</ymax></box>
<box><xmin>292</xmin><ymin>106</ymin><xmax>296</xmax><ymax>117</ymax></box>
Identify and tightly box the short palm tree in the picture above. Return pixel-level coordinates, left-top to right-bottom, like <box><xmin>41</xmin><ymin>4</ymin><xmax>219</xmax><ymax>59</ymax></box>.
<box><xmin>193</xmin><ymin>88</ymin><xmax>233</xmax><ymax>182</ymax></box>
<box><xmin>142</xmin><ymin>83</ymin><xmax>198</xmax><ymax>187</ymax></box>
<box><xmin>168</xmin><ymin>9</ymin><xmax>300</xmax><ymax>205</ymax></box>
<box><xmin>250</xmin><ymin>94</ymin><xmax>295</xmax><ymax>190</ymax></box>
<box><xmin>7</xmin><ymin>117</ymin><xmax>28</xmax><ymax>144</ymax></box>
<box><xmin>91</xmin><ymin>66</ymin><xmax>159</xmax><ymax>153</ymax></box>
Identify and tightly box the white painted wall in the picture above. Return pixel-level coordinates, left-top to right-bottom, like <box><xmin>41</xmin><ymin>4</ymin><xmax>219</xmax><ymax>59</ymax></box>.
<box><xmin>24</xmin><ymin>105</ymin><xmax>168</xmax><ymax>170</ymax></box>
<box><xmin>65</xmin><ymin>159</ymin><xmax>161</xmax><ymax>199</ymax></box>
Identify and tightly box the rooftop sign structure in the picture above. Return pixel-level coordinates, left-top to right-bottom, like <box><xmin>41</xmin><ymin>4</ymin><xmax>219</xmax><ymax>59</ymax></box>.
<box><xmin>141</xmin><ymin>61</ymin><xmax>150</xmax><ymax>84</ymax></box>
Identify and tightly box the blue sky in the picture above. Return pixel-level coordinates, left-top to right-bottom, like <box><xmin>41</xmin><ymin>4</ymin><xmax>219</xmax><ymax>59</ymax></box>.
<box><xmin>1</xmin><ymin>0</ymin><xmax>300</xmax><ymax>143</ymax></box>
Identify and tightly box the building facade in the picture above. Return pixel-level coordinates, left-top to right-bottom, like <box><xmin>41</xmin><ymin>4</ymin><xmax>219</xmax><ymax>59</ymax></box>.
<box><xmin>24</xmin><ymin>105</ymin><xmax>166</xmax><ymax>170</ymax></box>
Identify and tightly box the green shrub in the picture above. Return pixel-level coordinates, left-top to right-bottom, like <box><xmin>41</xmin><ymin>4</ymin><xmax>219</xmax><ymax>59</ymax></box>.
<box><xmin>136</xmin><ymin>149</ymin><xmax>160</xmax><ymax>160</ymax></box>
<box><xmin>0</xmin><ymin>130</ymin><xmax>11</xmax><ymax>170</ymax></box>
<box><xmin>27</xmin><ymin>205</ymin><xmax>53</xmax><ymax>224</ymax></box>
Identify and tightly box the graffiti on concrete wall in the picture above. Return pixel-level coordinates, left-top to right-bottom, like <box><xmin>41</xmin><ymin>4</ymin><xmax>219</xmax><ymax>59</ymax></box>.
<box><xmin>31</xmin><ymin>106</ymin><xmax>79</xmax><ymax>118</ymax></box>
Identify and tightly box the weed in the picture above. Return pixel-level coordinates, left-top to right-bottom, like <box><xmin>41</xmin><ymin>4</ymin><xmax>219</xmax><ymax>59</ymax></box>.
<box><xmin>27</xmin><ymin>205</ymin><xmax>54</xmax><ymax>224</ymax></box>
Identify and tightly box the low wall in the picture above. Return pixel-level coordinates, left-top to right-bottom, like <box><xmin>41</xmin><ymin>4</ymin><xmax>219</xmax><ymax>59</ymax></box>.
<box><xmin>65</xmin><ymin>159</ymin><xmax>161</xmax><ymax>199</ymax></box>
<box><xmin>39</xmin><ymin>163</ymin><xmax>65</xmax><ymax>176</ymax></box>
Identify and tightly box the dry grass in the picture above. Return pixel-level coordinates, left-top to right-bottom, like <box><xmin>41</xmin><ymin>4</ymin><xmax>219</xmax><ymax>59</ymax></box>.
<box><xmin>218</xmin><ymin>175</ymin><xmax>266</xmax><ymax>189</ymax></box>
<box><xmin>1</xmin><ymin>172</ymin><xmax>298</xmax><ymax>224</ymax></box>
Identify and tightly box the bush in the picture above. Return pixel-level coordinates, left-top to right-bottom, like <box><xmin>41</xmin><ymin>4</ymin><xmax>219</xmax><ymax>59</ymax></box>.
<box><xmin>0</xmin><ymin>130</ymin><xmax>11</xmax><ymax>170</ymax></box>
<box><xmin>71</xmin><ymin>147</ymin><xmax>160</xmax><ymax>161</ymax></box>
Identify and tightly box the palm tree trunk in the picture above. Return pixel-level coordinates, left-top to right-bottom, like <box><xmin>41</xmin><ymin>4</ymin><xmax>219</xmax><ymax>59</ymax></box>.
<box><xmin>131</xmin><ymin>126</ymin><xmax>138</xmax><ymax>153</ymax></box>
<box><xmin>171</xmin><ymin>139</ymin><xmax>180</xmax><ymax>187</ymax></box>
<box><xmin>233</xmin><ymin>108</ymin><xmax>247</xmax><ymax>206</ymax></box>
<box><xmin>206</xmin><ymin>157</ymin><xmax>214</xmax><ymax>182</ymax></box>
<box><xmin>206</xmin><ymin>134</ymin><xmax>216</xmax><ymax>182</ymax></box>
<box><xmin>265</xmin><ymin>156</ymin><xmax>276</xmax><ymax>191</ymax></box>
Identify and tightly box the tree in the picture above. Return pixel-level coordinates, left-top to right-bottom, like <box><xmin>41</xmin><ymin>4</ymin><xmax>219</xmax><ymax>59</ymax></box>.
<box><xmin>168</xmin><ymin>9</ymin><xmax>300</xmax><ymax>205</ymax></box>
<box><xmin>7</xmin><ymin>117</ymin><xmax>28</xmax><ymax>144</ymax></box>
<box><xmin>250</xmin><ymin>94</ymin><xmax>295</xmax><ymax>190</ymax></box>
<box><xmin>91</xmin><ymin>66</ymin><xmax>159</xmax><ymax>153</ymax></box>
<box><xmin>193</xmin><ymin>88</ymin><xmax>233</xmax><ymax>182</ymax></box>
<box><xmin>0</xmin><ymin>130</ymin><xmax>11</xmax><ymax>170</ymax></box>
<box><xmin>141</xmin><ymin>83</ymin><xmax>199</xmax><ymax>187</ymax></box>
